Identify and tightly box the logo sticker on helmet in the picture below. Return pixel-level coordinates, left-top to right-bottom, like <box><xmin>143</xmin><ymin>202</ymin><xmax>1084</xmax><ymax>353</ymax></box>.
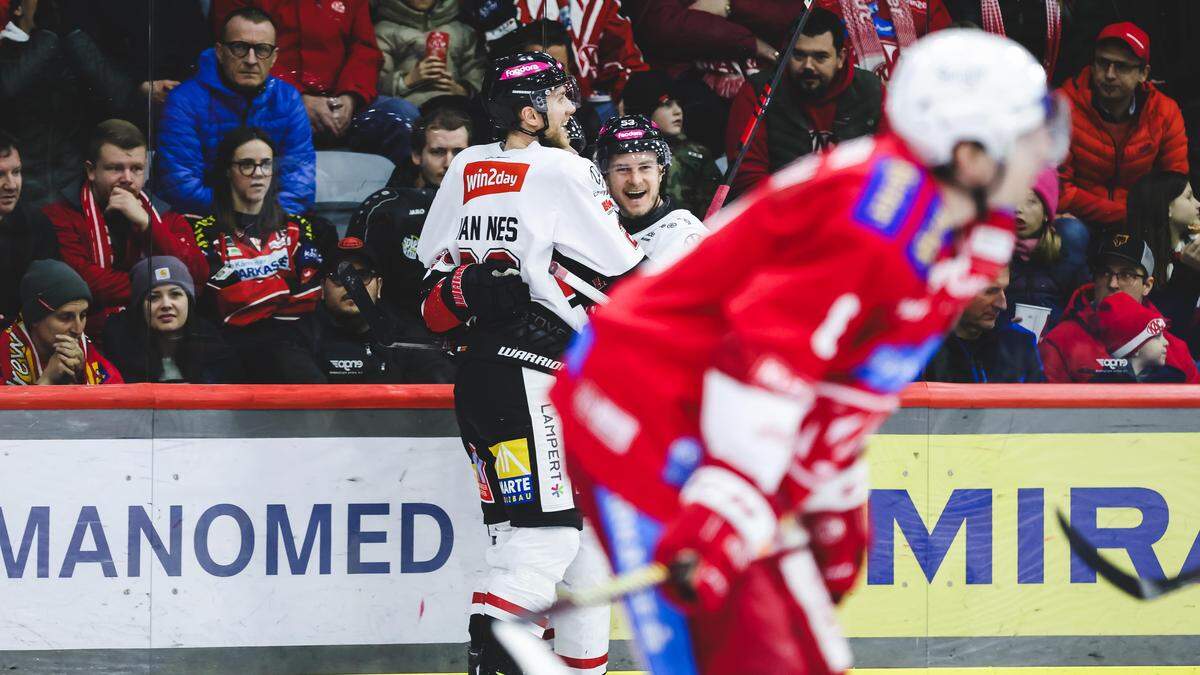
<box><xmin>499</xmin><ymin>61</ymin><xmax>554</xmax><ymax>81</ymax></box>
<box><xmin>615</xmin><ymin>129</ymin><xmax>646</xmax><ymax>140</ymax></box>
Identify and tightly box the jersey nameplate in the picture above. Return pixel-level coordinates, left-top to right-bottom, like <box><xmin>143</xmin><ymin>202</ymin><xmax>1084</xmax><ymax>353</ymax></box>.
<box><xmin>463</xmin><ymin>161</ymin><xmax>530</xmax><ymax>203</ymax></box>
<box><xmin>853</xmin><ymin>158</ymin><xmax>921</xmax><ymax>236</ymax></box>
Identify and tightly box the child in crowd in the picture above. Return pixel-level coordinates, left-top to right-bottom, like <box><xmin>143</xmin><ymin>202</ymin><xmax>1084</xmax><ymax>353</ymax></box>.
<box><xmin>1127</xmin><ymin>171</ymin><xmax>1200</xmax><ymax>358</ymax></box>
<box><xmin>1093</xmin><ymin>291</ymin><xmax>1184</xmax><ymax>382</ymax></box>
<box><xmin>1007</xmin><ymin>167</ymin><xmax>1090</xmax><ymax>327</ymax></box>
<box><xmin>621</xmin><ymin>70</ymin><xmax>721</xmax><ymax>220</ymax></box>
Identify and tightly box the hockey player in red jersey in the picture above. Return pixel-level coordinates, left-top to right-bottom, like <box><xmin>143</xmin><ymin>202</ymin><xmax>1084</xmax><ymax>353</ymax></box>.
<box><xmin>549</xmin><ymin>30</ymin><xmax>1070</xmax><ymax>675</ymax></box>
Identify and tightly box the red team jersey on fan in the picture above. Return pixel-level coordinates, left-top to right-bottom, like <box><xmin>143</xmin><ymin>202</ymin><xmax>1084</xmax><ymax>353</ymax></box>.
<box><xmin>551</xmin><ymin>133</ymin><xmax>1016</xmax><ymax>523</ymax></box>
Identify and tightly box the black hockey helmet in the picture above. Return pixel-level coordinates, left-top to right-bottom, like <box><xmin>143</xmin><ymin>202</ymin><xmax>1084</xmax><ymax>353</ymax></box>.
<box><xmin>594</xmin><ymin>115</ymin><xmax>672</xmax><ymax>173</ymax></box>
<box><xmin>484</xmin><ymin>51</ymin><xmax>580</xmax><ymax>133</ymax></box>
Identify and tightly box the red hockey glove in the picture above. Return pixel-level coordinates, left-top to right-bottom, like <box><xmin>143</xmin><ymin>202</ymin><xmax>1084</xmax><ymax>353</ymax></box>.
<box><xmin>653</xmin><ymin>501</ymin><xmax>748</xmax><ymax>613</ymax></box>
<box><xmin>654</xmin><ymin>465</ymin><xmax>778</xmax><ymax>613</ymax></box>
<box><xmin>802</xmin><ymin>505</ymin><xmax>868</xmax><ymax>604</ymax></box>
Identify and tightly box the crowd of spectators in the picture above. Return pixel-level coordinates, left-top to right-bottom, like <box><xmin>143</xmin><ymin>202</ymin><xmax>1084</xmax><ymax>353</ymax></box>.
<box><xmin>1</xmin><ymin>0</ymin><xmax>1200</xmax><ymax>387</ymax></box>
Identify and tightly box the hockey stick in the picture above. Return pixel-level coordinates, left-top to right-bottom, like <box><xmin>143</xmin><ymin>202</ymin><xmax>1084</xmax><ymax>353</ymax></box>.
<box><xmin>335</xmin><ymin>261</ymin><xmax>449</xmax><ymax>352</ymax></box>
<box><xmin>1056</xmin><ymin>510</ymin><xmax>1200</xmax><ymax>600</ymax></box>
<box><xmin>549</xmin><ymin>261</ymin><xmax>611</xmax><ymax>306</ymax></box>
<box><xmin>492</xmin><ymin>562</ymin><xmax>674</xmax><ymax>675</ymax></box>
<box><xmin>704</xmin><ymin>0</ymin><xmax>818</xmax><ymax>220</ymax></box>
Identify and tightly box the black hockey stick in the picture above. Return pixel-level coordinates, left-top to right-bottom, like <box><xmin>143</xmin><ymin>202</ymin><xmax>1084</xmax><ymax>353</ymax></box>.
<box><xmin>704</xmin><ymin>0</ymin><xmax>818</xmax><ymax>219</ymax></box>
<box><xmin>335</xmin><ymin>261</ymin><xmax>449</xmax><ymax>352</ymax></box>
<box><xmin>1056</xmin><ymin>510</ymin><xmax>1200</xmax><ymax>600</ymax></box>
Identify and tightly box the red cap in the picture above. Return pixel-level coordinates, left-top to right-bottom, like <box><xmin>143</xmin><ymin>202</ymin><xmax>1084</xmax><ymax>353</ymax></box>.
<box><xmin>1097</xmin><ymin>22</ymin><xmax>1150</xmax><ymax>63</ymax></box>
<box><xmin>1095</xmin><ymin>292</ymin><xmax>1166</xmax><ymax>358</ymax></box>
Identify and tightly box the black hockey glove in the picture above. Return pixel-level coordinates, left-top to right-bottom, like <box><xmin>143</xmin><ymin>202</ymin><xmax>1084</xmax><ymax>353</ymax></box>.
<box><xmin>443</xmin><ymin>261</ymin><xmax>531</xmax><ymax>324</ymax></box>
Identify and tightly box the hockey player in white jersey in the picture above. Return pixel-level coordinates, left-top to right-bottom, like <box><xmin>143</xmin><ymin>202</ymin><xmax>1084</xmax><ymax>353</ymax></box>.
<box><xmin>595</xmin><ymin>115</ymin><xmax>707</xmax><ymax>264</ymax></box>
<box><xmin>417</xmin><ymin>51</ymin><xmax>644</xmax><ymax>675</ymax></box>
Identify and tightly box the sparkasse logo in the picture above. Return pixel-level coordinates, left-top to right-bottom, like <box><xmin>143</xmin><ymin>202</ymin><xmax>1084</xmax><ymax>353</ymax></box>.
<box><xmin>463</xmin><ymin>161</ymin><xmax>529</xmax><ymax>203</ymax></box>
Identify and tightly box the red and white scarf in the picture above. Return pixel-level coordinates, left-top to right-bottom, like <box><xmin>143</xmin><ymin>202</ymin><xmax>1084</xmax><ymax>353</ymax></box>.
<box><xmin>79</xmin><ymin>180</ymin><xmax>160</xmax><ymax>269</ymax></box>
<box><xmin>980</xmin><ymin>0</ymin><xmax>1062</xmax><ymax>80</ymax></box>
<box><xmin>838</xmin><ymin>0</ymin><xmax>918</xmax><ymax>78</ymax></box>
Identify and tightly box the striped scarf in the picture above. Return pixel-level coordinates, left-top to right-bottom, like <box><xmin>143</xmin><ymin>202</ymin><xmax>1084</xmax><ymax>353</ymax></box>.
<box><xmin>79</xmin><ymin>180</ymin><xmax>161</xmax><ymax>270</ymax></box>
<box><xmin>980</xmin><ymin>0</ymin><xmax>1062</xmax><ymax>80</ymax></box>
<box><xmin>1</xmin><ymin>318</ymin><xmax>109</xmax><ymax>385</ymax></box>
<box><xmin>838</xmin><ymin>0</ymin><xmax>919</xmax><ymax>78</ymax></box>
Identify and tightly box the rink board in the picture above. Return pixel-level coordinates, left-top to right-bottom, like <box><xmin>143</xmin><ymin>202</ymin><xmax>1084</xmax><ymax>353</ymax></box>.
<box><xmin>0</xmin><ymin>384</ymin><xmax>1197</xmax><ymax>673</ymax></box>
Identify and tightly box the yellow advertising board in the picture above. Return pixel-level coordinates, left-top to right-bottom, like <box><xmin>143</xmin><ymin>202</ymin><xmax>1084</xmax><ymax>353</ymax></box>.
<box><xmin>841</xmin><ymin>432</ymin><xmax>1200</xmax><ymax>637</ymax></box>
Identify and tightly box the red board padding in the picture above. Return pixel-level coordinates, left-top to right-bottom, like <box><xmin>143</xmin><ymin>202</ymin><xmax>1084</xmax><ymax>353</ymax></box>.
<box><xmin>0</xmin><ymin>382</ymin><xmax>1196</xmax><ymax>410</ymax></box>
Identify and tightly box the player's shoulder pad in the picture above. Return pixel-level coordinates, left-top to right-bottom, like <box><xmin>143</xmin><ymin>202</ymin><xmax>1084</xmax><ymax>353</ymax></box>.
<box><xmin>555</xmin><ymin>151</ymin><xmax>608</xmax><ymax>192</ymax></box>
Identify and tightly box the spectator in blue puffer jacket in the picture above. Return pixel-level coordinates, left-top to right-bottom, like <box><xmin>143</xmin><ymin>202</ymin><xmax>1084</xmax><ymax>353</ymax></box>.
<box><xmin>155</xmin><ymin>7</ymin><xmax>314</xmax><ymax>216</ymax></box>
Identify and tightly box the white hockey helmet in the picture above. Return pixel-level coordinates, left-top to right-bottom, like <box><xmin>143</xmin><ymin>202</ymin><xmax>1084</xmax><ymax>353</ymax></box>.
<box><xmin>886</xmin><ymin>29</ymin><xmax>1069</xmax><ymax>169</ymax></box>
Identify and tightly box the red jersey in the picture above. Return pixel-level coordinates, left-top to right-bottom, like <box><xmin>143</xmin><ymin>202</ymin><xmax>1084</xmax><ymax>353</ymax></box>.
<box><xmin>192</xmin><ymin>214</ymin><xmax>324</xmax><ymax>327</ymax></box>
<box><xmin>551</xmin><ymin>133</ymin><xmax>1015</xmax><ymax>523</ymax></box>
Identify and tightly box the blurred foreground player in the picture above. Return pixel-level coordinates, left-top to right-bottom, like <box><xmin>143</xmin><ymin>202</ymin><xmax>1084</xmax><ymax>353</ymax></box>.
<box><xmin>550</xmin><ymin>30</ymin><xmax>1068</xmax><ymax>675</ymax></box>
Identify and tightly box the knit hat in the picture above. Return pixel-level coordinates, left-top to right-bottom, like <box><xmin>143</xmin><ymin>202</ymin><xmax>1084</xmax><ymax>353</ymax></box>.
<box><xmin>1032</xmin><ymin>167</ymin><xmax>1059</xmax><ymax>219</ymax></box>
<box><xmin>19</xmin><ymin>259</ymin><xmax>92</xmax><ymax>325</ymax></box>
<box><xmin>621</xmin><ymin>70</ymin><xmax>677</xmax><ymax>117</ymax></box>
<box><xmin>1095</xmin><ymin>291</ymin><xmax>1167</xmax><ymax>358</ymax></box>
<box><xmin>130</xmin><ymin>256</ymin><xmax>195</xmax><ymax>305</ymax></box>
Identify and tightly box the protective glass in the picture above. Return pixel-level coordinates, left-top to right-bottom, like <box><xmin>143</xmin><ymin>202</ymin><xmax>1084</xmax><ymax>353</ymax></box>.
<box><xmin>529</xmin><ymin>76</ymin><xmax>582</xmax><ymax>112</ymax></box>
<box><xmin>599</xmin><ymin>138</ymin><xmax>672</xmax><ymax>173</ymax></box>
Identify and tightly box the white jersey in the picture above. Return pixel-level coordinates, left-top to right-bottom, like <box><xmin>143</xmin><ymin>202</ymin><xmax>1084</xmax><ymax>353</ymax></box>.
<box><xmin>419</xmin><ymin>141</ymin><xmax>645</xmax><ymax>331</ymax></box>
<box><xmin>631</xmin><ymin>207</ymin><xmax>707</xmax><ymax>270</ymax></box>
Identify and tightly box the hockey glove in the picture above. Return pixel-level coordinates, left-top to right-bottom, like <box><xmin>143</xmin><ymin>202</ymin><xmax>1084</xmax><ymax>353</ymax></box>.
<box><xmin>654</xmin><ymin>465</ymin><xmax>778</xmax><ymax>613</ymax></box>
<box><xmin>803</xmin><ymin>505</ymin><xmax>869</xmax><ymax>604</ymax></box>
<box><xmin>443</xmin><ymin>261</ymin><xmax>531</xmax><ymax>324</ymax></box>
<box><xmin>653</xmin><ymin>501</ymin><xmax>751</xmax><ymax>613</ymax></box>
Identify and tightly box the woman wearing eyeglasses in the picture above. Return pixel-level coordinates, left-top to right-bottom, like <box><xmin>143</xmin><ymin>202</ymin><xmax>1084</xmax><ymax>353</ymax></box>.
<box><xmin>190</xmin><ymin>126</ymin><xmax>328</xmax><ymax>382</ymax></box>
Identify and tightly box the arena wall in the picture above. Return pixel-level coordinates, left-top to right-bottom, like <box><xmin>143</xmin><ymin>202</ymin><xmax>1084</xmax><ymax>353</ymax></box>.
<box><xmin>0</xmin><ymin>384</ymin><xmax>1196</xmax><ymax>674</ymax></box>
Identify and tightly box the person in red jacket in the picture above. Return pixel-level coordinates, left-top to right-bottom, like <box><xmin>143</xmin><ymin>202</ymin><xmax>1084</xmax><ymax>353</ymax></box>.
<box><xmin>1039</xmin><ymin>231</ymin><xmax>1199</xmax><ymax>383</ymax></box>
<box><xmin>212</xmin><ymin>0</ymin><xmax>419</xmax><ymax>165</ymax></box>
<box><xmin>43</xmin><ymin>120</ymin><xmax>208</xmax><ymax>340</ymax></box>
<box><xmin>620</xmin><ymin>0</ymin><xmax>797</xmax><ymax>152</ymax></box>
<box><xmin>724</xmin><ymin>7</ymin><xmax>884</xmax><ymax>195</ymax></box>
<box><xmin>1057</xmin><ymin>22</ymin><xmax>1189</xmax><ymax>230</ymax></box>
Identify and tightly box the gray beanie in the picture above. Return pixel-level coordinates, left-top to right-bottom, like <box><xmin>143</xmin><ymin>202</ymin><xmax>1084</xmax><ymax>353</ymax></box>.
<box><xmin>20</xmin><ymin>259</ymin><xmax>93</xmax><ymax>325</ymax></box>
<box><xmin>130</xmin><ymin>256</ymin><xmax>195</xmax><ymax>305</ymax></box>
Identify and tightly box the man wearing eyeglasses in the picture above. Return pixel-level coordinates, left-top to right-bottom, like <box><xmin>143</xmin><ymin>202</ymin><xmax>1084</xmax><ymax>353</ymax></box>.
<box><xmin>1039</xmin><ymin>232</ymin><xmax>1198</xmax><ymax>382</ymax></box>
<box><xmin>212</xmin><ymin>0</ymin><xmax>420</xmax><ymax>166</ymax></box>
<box><xmin>156</xmin><ymin>7</ymin><xmax>316</xmax><ymax>216</ymax></box>
<box><xmin>1056</xmin><ymin>22</ymin><xmax>1188</xmax><ymax>230</ymax></box>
